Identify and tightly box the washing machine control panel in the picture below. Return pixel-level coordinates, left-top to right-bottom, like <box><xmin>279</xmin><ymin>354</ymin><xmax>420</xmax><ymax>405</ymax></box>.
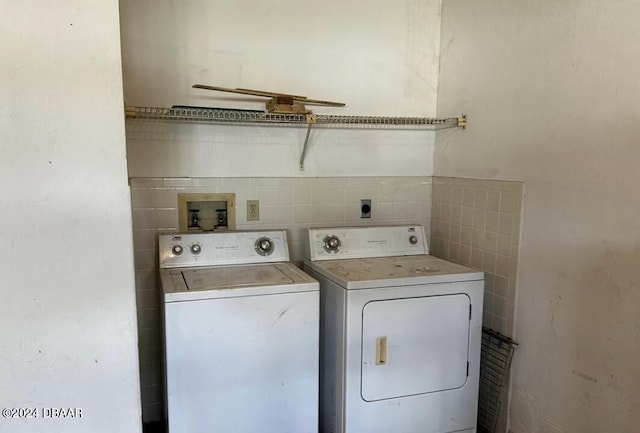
<box><xmin>306</xmin><ymin>225</ymin><xmax>428</xmax><ymax>261</ymax></box>
<box><xmin>159</xmin><ymin>231</ymin><xmax>289</xmax><ymax>268</ymax></box>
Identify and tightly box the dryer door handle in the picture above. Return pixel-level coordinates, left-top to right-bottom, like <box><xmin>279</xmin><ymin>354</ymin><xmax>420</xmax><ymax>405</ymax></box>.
<box><xmin>375</xmin><ymin>336</ymin><xmax>388</xmax><ymax>366</ymax></box>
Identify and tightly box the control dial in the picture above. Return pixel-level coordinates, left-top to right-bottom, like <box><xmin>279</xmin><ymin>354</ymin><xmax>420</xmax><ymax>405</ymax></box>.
<box><xmin>323</xmin><ymin>235</ymin><xmax>341</xmax><ymax>253</ymax></box>
<box><xmin>255</xmin><ymin>237</ymin><xmax>274</xmax><ymax>256</ymax></box>
<box><xmin>171</xmin><ymin>245</ymin><xmax>184</xmax><ymax>256</ymax></box>
<box><xmin>409</xmin><ymin>235</ymin><xmax>418</xmax><ymax>245</ymax></box>
<box><xmin>190</xmin><ymin>244</ymin><xmax>202</xmax><ymax>255</ymax></box>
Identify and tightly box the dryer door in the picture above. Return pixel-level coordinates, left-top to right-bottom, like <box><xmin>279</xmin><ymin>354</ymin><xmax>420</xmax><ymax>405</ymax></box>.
<box><xmin>361</xmin><ymin>293</ymin><xmax>470</xmax><ymax>401</ymax></box>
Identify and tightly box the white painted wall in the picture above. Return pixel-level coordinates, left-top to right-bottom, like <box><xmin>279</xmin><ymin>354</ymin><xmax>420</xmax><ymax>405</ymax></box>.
<box><xmin>120</xmin><ymin>0</ymin><xmax>443</xmax><ymax>177</ymax></box>
<box><xmin>437</xmin><ymin>1</ymin><xmax>640</xmax><ymax>432</ymax></box>
<box><xmin>0</xmin><ymin>2</ymin><xmax>141</xmax><ymax>432</ymax></box>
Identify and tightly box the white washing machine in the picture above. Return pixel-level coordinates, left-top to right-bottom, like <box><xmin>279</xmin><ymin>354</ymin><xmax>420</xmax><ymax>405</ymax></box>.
<box><xmin>303</xmin><ymin>225</ymin><xmax>484</xmax><ymax>433</ymax></box>
<box><xmin>159</xmin><ymin>230</ymin><xmax>319</xmax><ymax>433</ymax></box>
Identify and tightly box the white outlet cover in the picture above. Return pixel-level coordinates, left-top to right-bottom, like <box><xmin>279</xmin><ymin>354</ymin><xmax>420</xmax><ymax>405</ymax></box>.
<box><xmin>247</xmin><ymin>200</ymin><xmax>260</xmax><ymax>221</ymax></box>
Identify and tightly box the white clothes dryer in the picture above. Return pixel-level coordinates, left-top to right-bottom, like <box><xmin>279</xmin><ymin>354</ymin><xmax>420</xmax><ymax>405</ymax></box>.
<box><xmin>303</xmin><ymin>225</ymin><xmax>484</xmax><ymax>433</ymax></box>
<box><xmin>159</xmin><ymin>230</ymin><xmax>319</xmax><ymax>433</ymax></box>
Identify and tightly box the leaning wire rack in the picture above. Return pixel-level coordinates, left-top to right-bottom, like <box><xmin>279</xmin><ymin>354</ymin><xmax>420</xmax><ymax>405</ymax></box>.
<box><xmin>478</xmin><ymin>327</ymin><xmax>518</xmax><ymax>433</ymax></box>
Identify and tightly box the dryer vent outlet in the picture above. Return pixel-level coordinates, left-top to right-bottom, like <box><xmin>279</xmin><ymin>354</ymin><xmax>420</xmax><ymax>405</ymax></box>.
<box><xmin>361</xmin><ymin>199</ymin><xmax>372</xmax><ymax>218</ymax></box>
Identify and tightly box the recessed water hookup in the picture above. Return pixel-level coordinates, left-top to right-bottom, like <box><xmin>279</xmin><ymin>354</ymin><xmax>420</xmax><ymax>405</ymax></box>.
<box><xmin>177</xmin><ymin>193</ymin><xmax>236</xmax><ymax>232</ymax></box>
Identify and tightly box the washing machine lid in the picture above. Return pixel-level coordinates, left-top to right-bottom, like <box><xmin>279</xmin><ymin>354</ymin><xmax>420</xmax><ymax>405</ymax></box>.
<box><xmin>161</xmin><ymin>262</ymin><xmax>318</xmax><ymax>302</ymax></box>
<box><xmin>305</xmin><ymin>255</ymin><xmax>483</xmax><ymax>289</ymax></box>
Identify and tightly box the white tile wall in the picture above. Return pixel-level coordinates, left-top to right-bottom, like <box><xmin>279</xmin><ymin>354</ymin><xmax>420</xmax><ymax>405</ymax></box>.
<box><xmin>131</xmin><ymin>176</ymin><xmax>432</xmax><ymax>421</ymax></box>
<box><xmin>430</xmin><ymin>177</ymin><xmax>524</xmax><ymax>337</ymax></box>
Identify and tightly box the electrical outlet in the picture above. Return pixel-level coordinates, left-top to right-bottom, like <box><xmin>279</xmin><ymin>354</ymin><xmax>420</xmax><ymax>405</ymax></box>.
<box><xmin>247</xmin><ymin>200</ymin><xmax>260</xmax><ymax>221</ymax></box>
<box><xmin>361</xmin><ymin>199</ymin><xmax>372</xmax><ymax>218</ymax></box>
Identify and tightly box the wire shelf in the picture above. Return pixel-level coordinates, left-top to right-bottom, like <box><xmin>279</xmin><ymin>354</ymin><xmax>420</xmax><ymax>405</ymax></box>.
<box><xmin>125</xmin><ymin>106</ymin><xmax>464</xmax><ymax>130</ymax></box>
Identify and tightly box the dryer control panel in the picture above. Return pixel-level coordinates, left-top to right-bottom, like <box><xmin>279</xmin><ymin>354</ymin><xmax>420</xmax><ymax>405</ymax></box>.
<box><xmin>305</xmin><ymin>225</ymin><xmax>428</xmax><ymax>261</ymax></box>
<box><xmin>159</xmin><ymin>230</ymin><xmax>289</xmax><ymax>268</ymax></box>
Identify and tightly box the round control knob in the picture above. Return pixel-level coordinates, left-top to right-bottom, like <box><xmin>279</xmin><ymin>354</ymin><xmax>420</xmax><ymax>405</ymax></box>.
<box><xmin>190</xmin><ymin>244</ymin><xmax>202</xmax><ymax>255</ymax></box>
<box><xmin>255</xmin><ymin>237</ymin><xmax>274</xmax><ymax>256</ymax></box>
<box><xmin>323</xmin><ymin>235</ymin><xmax>341</xmax><ymax>253</ymax></box>
<box><xmin>409</xmin><ymin>235</ymin><xmax>418</xmax><ymax>245</ymax></box>
<box><xmin>171</xmin><ymin>245</ymin><xmax>183</xmax><ymax>256</ymax></box>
